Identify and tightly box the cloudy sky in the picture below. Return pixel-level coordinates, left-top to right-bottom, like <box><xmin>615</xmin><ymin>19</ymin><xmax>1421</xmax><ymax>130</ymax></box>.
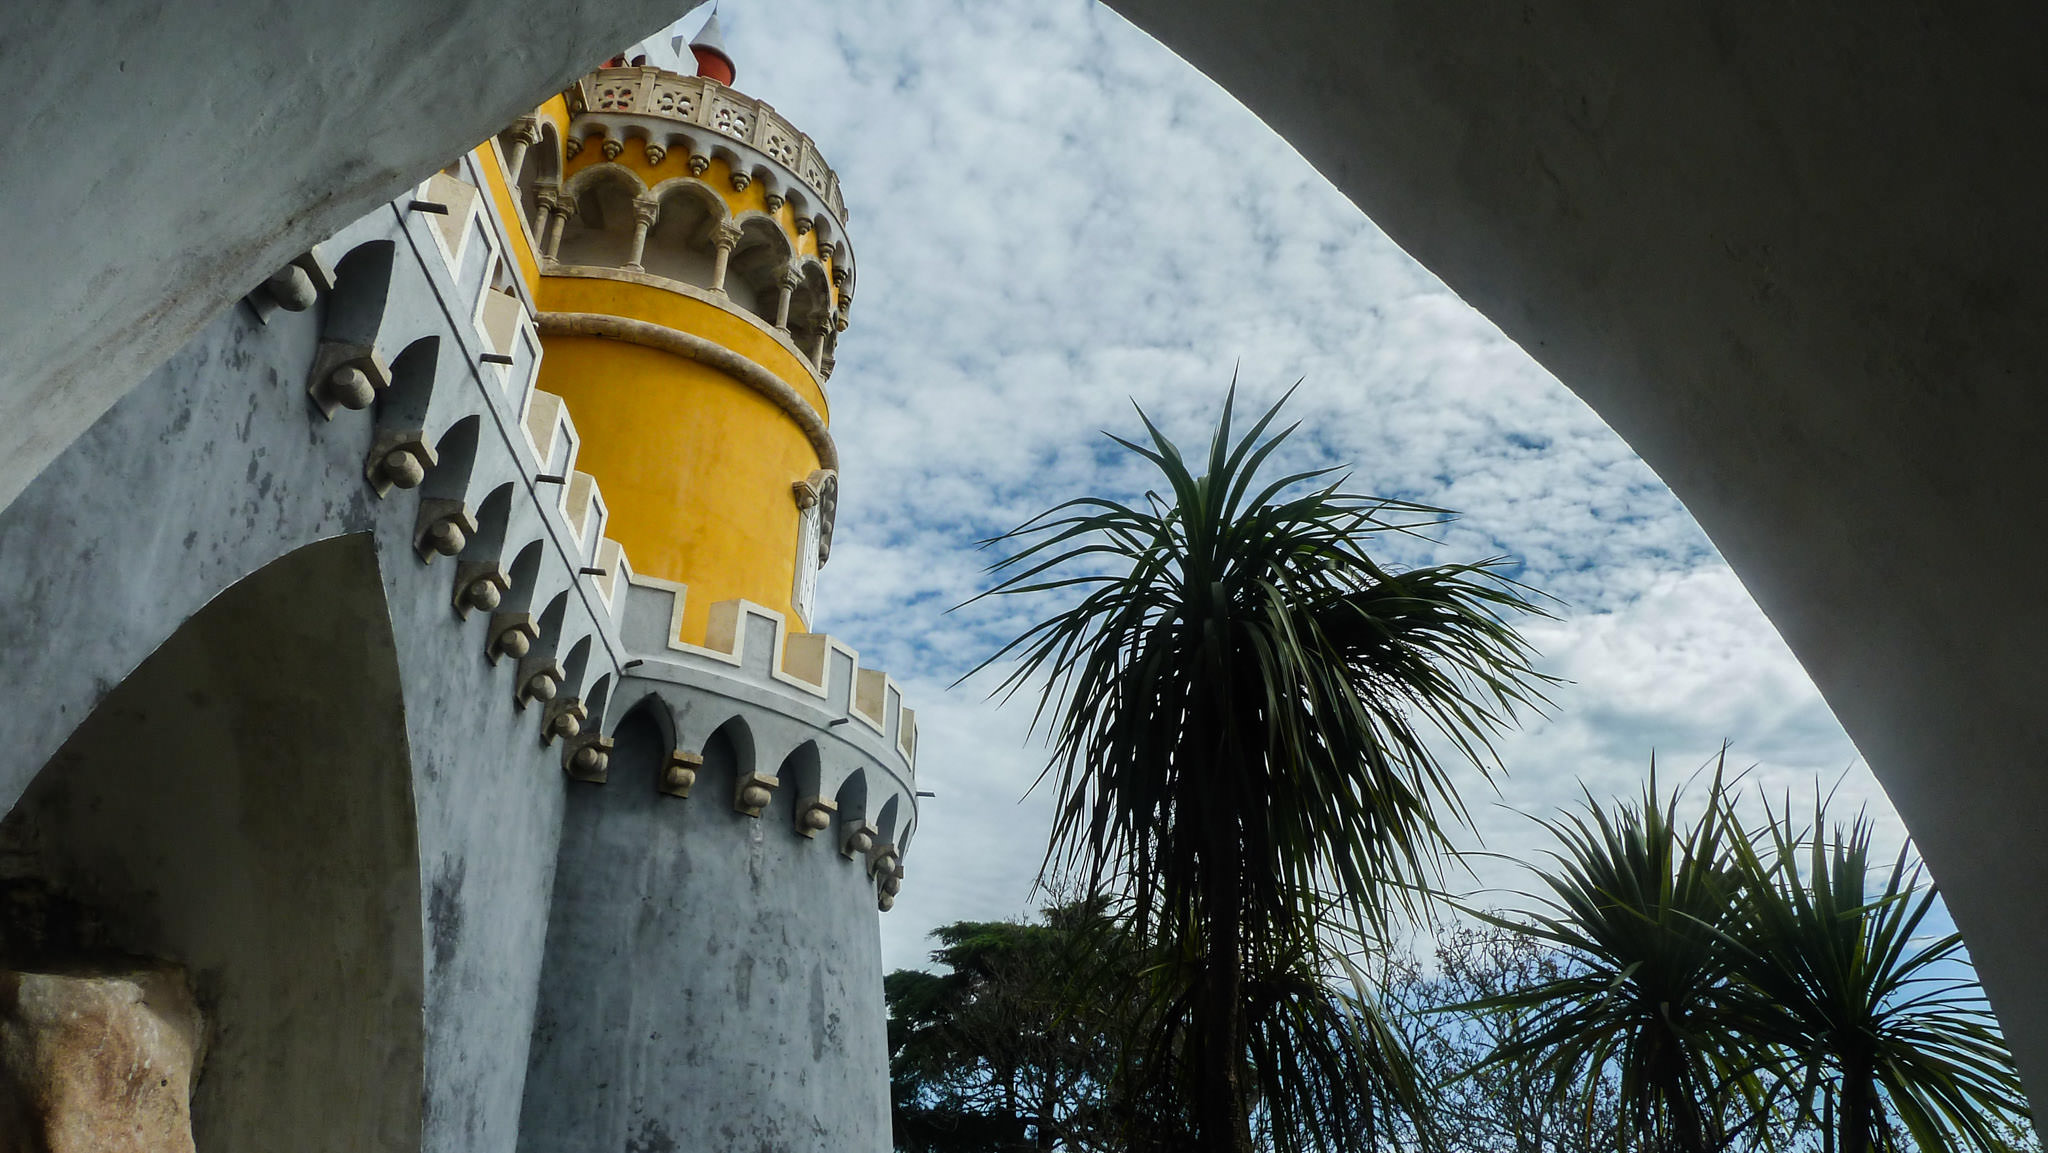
<box><xmin>652</xmin><ymin>1</ymin><xmax>1896</xmax><ymax>973</ymax></box>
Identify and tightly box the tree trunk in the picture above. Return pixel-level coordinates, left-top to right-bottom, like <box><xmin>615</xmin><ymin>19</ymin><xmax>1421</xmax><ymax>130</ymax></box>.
<box><xmin>1194</xmin><ymin>867</ymin><xmax>1254</xmax><ymax>1153</ymax></box>
<box><xmin>1839</xmin><ymin>1069</ymin><xmax>1875</xmax><ymax>1153</ymax></box>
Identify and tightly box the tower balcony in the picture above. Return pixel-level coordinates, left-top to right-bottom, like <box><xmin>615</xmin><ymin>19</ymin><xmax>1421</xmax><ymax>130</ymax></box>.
<box><xmin>566</xmin><ymin>67</ymin><xmax>846</xmax><ymax>228</ymax></box>
<box><xmin>505</xmin><ymin>68</ymin><xmax>855</xmax><ymax>384</ymax></box>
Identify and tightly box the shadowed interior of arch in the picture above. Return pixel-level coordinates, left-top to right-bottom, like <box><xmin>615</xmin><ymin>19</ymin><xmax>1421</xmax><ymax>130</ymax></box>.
<box><xmin>0</xmin><ymin>533</ymin><xmax>425</xmax><ymax>1153</ymax></box>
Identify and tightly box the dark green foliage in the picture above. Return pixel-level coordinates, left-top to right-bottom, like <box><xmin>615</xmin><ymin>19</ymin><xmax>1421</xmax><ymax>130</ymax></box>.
<box><xmin>966</xmin><ymin>386</ymin><xmax>1552</xmax><ymax>1152</ymax></box>
<box><xmin>1461</xmin><ymin>762</ymin><xmax>1765</xmax><ymax>1152</ymax></box>
<box><xmin>887</xmin><ymin>906</ymin><xmax>1132</xmax><ymax>1152</ymax></box>
<box><xmin>1725</xmin><ymin>798</ymin><xmax>2032</xmax><ymax>1153</ymax></box>
<box><xmin>1465</xmin><ymin>760</ymin><xmax>2036</xmax><ymax>1153</ymax></box>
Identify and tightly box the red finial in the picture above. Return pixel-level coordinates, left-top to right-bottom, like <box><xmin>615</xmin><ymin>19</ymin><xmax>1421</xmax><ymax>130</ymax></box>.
<box><xmin>689</xmin><ymin>14</ymin><xmax>735</xmax><ymax>86</ymax></box>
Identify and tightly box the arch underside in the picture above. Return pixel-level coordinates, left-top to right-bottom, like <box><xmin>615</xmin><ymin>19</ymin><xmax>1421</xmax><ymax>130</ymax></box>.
<box><xmin>1106</xmin><ymin>0</ymin><xmax>2048</xmax><ymax>1117</ymax></box>
<box><xmin>0</xmin><ymin>535</ymin><xmax>426</xmax><ymax>1152</ymax></box>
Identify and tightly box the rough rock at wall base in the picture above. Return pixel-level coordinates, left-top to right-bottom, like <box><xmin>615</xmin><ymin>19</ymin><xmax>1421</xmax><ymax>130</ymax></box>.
<box><xmin>0</xmin><ymin>967</ymin><xmax>203</xmax><ymax>1153</ymax></box>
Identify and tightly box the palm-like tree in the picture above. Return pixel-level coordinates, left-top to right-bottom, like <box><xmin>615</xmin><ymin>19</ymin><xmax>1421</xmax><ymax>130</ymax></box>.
<box><xmin>1726</xmin><ymin>800</ymin><xmax>2031</xmax><ymax>1153</ymax></box>
<box><xmin>1464</xmin><ymin>765</ymin><xmax>1769</xmax><ymax>1153</ymax></box>
<box><xmin>970</xmin><ymin>388</ymin><xmax>1552</xmax><ymax>1152</ymax></box>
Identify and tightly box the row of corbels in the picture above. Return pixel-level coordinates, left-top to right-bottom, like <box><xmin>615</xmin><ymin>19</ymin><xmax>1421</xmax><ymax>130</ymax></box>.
<box><xmin>557</xmin><ymin>745</ymin><xmax>905</xmax><ymax>911</ymax></box>
<box><xmin>564</xmin><ymin>128</ymin><xmax>837</xmax><ymax>240</ymax></box>
<box><xmin>278</xmin><ymin>238</ymin><xmax>621</xmax><ymax>785</ymax></box>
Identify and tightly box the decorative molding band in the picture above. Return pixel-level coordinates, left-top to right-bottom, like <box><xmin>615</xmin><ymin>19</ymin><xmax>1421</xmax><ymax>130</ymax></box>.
<box><xmin>535</xmin><ymin>312</ymin><xmax>838</xmax><ymax>472</ymax></box>
<box><xmin>543</xmin><ymin>264</ymin><xmax>829</xmax><ymax>388</ymax></box>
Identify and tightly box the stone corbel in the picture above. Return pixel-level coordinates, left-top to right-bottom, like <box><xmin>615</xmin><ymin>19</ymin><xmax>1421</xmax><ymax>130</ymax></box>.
<box><xmin>733</xmin><ymin>770</ymin><xmax>779</xmax><ymax>818</ymax></box>
<box><xmin>660</xmin><ymin>750</ymin><xmax>703</xmax><ymax>797</ymax></box>
<box><xmin>795</xmin><ymin>795</ymin><xmax>837</xmax><ymax>838</ymax></box>
<box><xmin>452</xmin><ymin>560</ymin><xmax>510</xmax><ymax>618</ymax></box>
<box><xmin>644</xmin><ymin>140</ymin><xmax>668</xmax><ymax>165</ymax></box>
<box><xmin>830</xmin><ymin>264</ymin><xmax>848</xmax><ymax>287</ymax></box>
<box><xmin>487</xmin><ymin>612</ymin><xmax>538</xmax><ymax>663</ymax></box>
<box><xmin>866</xmin><ymin>840</ymin><xmax>900</xmax><ymax>880</ymax></box>
<box><xmin>816</xmin><ymin>240</ymin><xmax>835</xmax><ymax>263</ymax></box>
<box><xmin>294</xmin><ymin>248</ymin><xmax>338</xmax><ymax>295</ymax></box>
<box><xmin>564</xmin><ymin>731</ymin><xmax>613</xmax><ymax>782</ymax></box>
<box><xmin>794</xmin><ymin>215</ymin><xmax>813</xmax><ymax>236</ymax></box>
<box><xmin>365</xmin><ymin>428</ymin><xmax>436</xmax><ymax>496</ymax></box>
<box><xmin>514</xmin><ymin>654</ymin><xmax>565</xmax><ymax>709</ymax></box>
<box><xmin>840</xmin><ymin>820</ymin><xmax>877</xmax><ymax>861</ymax></box>
<box><xmin>764</xmin><ymin>191</ymin><xmax>786</xmax><ymax>214</ymax></box>
<box><xmin>413</xmin><ymin>498</ymin><xmax>476</xmax><ymax>563</ymax></box>
<box><xmin>564</xmin><ymin>134</ymin><xmax>585</xmax><ymax>160</ymax></box>
<box><xmin>688</xmin><ymin>152</ymin><xmax>711</xmax><ymax>176</ymax></box>
<box><xmin>877</xmin><ymin>861</ymin><xmax>904</xmax><ymax>912</ymax></box>
<box><xmin>540</xmin><ymin>696</ymin><xmax>586</xmax><ymax>746</ymax></box>
<box><xmin>729</xmin><ymin>168</ymin><xmax>752</xmax><ymax>192</ymax></box>
<box><xmin>600</xmin><ymin>138</ymin><xmax>624</xmax><ymax>161</ymax></box>
<box><xmin>261</xmin><ymin>262</ymin><xmax>318</xmax><ymax>312</ymax></box>
<box><xmin>306</xmin><ymin>343</ymin><xmax>390</xmax><ymax>419</ymax></box>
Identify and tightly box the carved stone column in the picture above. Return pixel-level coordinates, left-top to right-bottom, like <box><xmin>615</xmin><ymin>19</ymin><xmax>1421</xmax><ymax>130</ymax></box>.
<box><xmin>772</xmin><ymin>267</ymin><xmax>801</xmax><ymax>331</ymax></box>
<box><xmin>623</xmin><ymin>195</ymin><xmax>660</xmax><ymax>272</ymax></box>
<box><xmin>504</xmin><ymin>116</ymin><xmax>542</xmax><ymax>181</ymax></box>
<box><xmin>529</xmin><ymin>183</ymin><xmax>558</xmax><ymax>245</ymax></box>
<box><xmin>807</xmin><ymin>318</ymin><xmax>830</xmax><ymax>365</ymax></box>
<box><xmin>708</xmin><ymin>222</ymin><xmax>743</xmax><ymax>293</ymax></box>
<box><xmin>542</xmin><ymin>197</ymin><xmax>578</xmax><ymax>262</ymax></box>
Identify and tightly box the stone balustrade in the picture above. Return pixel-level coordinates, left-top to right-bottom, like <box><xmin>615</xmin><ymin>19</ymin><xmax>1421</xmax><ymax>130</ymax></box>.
<box><xmin>568</xmin><ymin>67</ymin><xmax>847</xmax><ymax>224</ymax></box>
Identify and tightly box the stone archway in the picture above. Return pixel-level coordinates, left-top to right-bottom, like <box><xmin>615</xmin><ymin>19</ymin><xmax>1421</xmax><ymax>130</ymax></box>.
<box><xmin>0</xmin><ymin>533</ymin><xmax>425</xmax><ymax>1153</ymax></box>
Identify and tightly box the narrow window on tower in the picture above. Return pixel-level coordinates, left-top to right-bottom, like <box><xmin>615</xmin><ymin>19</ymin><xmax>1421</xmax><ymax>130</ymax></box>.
<box><xmin>791</xmin><ymin>470</ymin><xmax>835</xmax><ymax>629</ymax></box>
<box><xmin>793</xmin><ymin>497</ymin><xmax>821</xmax><ymax>626</ymax></box>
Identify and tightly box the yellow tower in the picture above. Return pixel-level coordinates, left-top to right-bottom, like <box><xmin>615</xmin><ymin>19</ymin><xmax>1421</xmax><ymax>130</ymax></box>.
<box><xmin>501</xmin><ymin>19</ymin><xmax>853</xmax><ymax>644</ymax></box>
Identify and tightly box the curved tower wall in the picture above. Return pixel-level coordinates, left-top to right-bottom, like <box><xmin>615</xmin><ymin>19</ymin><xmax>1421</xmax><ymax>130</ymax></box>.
<box><xmin>517</xmin><ymin>703</ymin><xmax>891</xmax><ymax>1153</ymax></box>
<box><xmin>480</xmin><ymin>50</ymin><xmax>912</xmax><ymax>1153</ymax></box>
<box><xmin>524</xmin><ymin>64</ymin><xmax>853</xmax><ymax>643</ymax></box>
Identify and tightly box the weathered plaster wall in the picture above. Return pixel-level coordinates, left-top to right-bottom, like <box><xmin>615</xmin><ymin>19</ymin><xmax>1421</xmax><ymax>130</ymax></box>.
<box><xmin>518</xmin><ymin>704</ymin><xmax>891</xmax><ymax>1153</ymax></box>
<box><xmin>0</xmin><ymin>0</ymin><xmax>702</xmax><ymax>513</ymax></box>
<box><xmin>0</xmin><ymin>201</ymin><xmax>601</xmax><ymax>1151</ymax></box>
<box><xmin>0</xmin><ymin>536</ymin><xmax>427</xmax><ymax>1153</ymax></box>
<box><xmin>0</xmin><ymin>165</ymin><xmax>915</xmax><ymax>1148</ymax></box>
<box><xmin>1106</xmin><ymin>0</ymin><xmax>2048</xmax><ymax>1112</ymax></box>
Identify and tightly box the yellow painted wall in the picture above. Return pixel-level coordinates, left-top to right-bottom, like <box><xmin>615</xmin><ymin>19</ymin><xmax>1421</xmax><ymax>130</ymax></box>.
<box><xmin>538</xmin><ymin>275</ymin><xmax>829</xmax><ymax>423</ymax></box>
<box><xmin>476</xmin><ymin>142</ymin><xmax>542</xmax><ymax>291</ymax></box>
<box><xmin>537</xmin><ymin>335</ymin><xmax>819</xmax><ymax>642</ymax></box>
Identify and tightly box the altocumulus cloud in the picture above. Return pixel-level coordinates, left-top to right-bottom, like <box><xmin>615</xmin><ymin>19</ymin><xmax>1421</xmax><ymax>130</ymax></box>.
<box><xmin>655</xmin><ymin>1</ymin><xmax>1894</xmax><ymax>970</ymax></box>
